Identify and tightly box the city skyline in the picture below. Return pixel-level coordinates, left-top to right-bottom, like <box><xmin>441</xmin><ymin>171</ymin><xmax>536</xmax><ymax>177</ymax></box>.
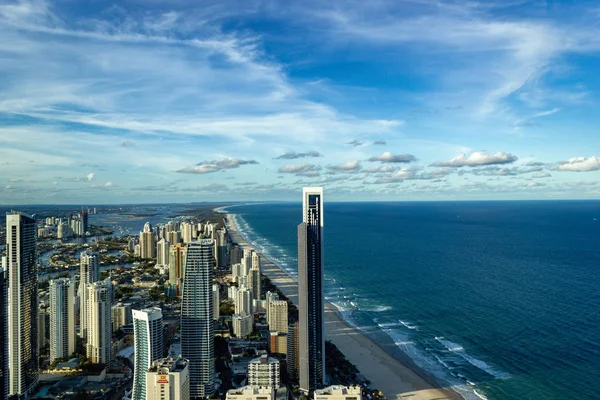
<box><xmin>1</xmin><ymin>0</ymin><xmax>600</xmax><ymax>204</ymax></box>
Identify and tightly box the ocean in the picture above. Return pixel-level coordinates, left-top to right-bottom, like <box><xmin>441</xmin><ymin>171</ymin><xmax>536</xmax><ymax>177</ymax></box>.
<box><xmin>225</xmin><ymin>201</ymin><xmax>600</xmax><ymax>400</ymax></box>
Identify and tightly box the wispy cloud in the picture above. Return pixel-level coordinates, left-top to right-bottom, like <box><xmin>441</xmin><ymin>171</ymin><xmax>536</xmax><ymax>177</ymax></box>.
<box><xmin>278</xmin><ymin>163</ymin><xmax>322</xmax><ymax>177</ymax></box>
<box><xmin>327</xmin><ymin>160</ymin><xmax>362</xmax><ymax>173</ymax></box>
<box><xmin>177</xmin><ymin>158</ymin><xmax>258</xmax><ymax>174</ymax></box>
<box><xmin>275</xmin><ymin>151</ymin><xmax>322</xmax><ymax>159</ymax></box>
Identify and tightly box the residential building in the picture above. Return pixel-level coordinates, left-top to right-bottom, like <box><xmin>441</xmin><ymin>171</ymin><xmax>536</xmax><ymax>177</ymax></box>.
<box><xmin>226</xmin><ymin>386</ymin><xmax>275</xmax><ymax>400</ymax></box>
<box><xmin>86</xmin><ymin>280</ymin><xmax>113</xmax><ymax>364</ymax></box>
<box><xmin>168</xmin><ymin>243</ymin><xmax>187</xmax><ymax>297</ymax></box>
<box><xmin>146</xmin><ymin>357</ymin><xmax>190</xmax><ymax>400</ymax></box>
<box><xmin>112</xmin><ymin>302</ymin><xmax>132</xmax><ymax>332</ymax></box>
<box><xmin>49</xmin><ymin>278</ymin><xmax>76</xmax><ymax>363</ymax></box>
<box><xmin>6</xmin><ymin>211</ymin><xmax>38</xmax><ymax>397</ymax></box>
<box><xmin>0</xmin><ymin>266</ymin><xmax>8</xmax><ymax>400</ymax></box>
<box><xmin>268</xmin><ymin>300</ymin><xmax>288</xmax><ymax>354</ymax></box>
<box><xmin>232</xmin><ymin>313</ymin><xmax>253</xmax><ymax>338</ymax></box>
<box><xmin>140</xmin><ymin>222</ymin><xmax>156</xmax><ymax>259</ymax></box>
<box><xmin>314</xmin><ymin>386</ymin><xmax>362</xmax><ymax>400</ymax></box>
<box><xmin>247</xmin><ymin>355</ymin><xmax>280</xmax><ymax>388</ymax></box>
<box><xmin>236</xmin><ymin>286</ymin><xmax>253</xmax><ymax>315</ymax></box>
<box><xmin>133</xmin><ymin>308</ymin><xmax>164</xmax><ymax>400</ymax></box>
<box><xmin>79</xmin><ymin>250</ymin><xmax>100</xmax><ymax>339</ymax></box>
<box><xmin>181</xmin><ymin>239</ymin><xmax>215</xmax><ymax>398</ymax></box>
<box><xmin>287</xmin><ymin>321</ymin><xmax>299</xmax><ymax>381</ymax></box>
<box><xmin>298</xmin><ymin>187</ymin><xmax>325</xmax><ymax>392</ymax></box>
<box><xmin>213</xmin><ymin>284</ymin><xmax>220</xmax><ymax>321</ymax></box>
<box><xmin>157</xmin><ymin>238</ymin><xmax>171</xmax><ymax>266</ymax></box>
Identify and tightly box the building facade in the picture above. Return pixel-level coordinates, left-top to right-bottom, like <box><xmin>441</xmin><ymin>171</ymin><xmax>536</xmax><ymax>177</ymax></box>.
<box><xmin>140</xmin><ymin>222</ymin><xmax>156</xmax><ymax>259</ymax></box>
<box><xmin>314</xmin><ymin>386</ymin><xmax>362</xmax><ymax>400</ymax></box>
<box><xmin>6</xmin><ymin>211</ymin><xmax>39</xmax><ymax>397</ymax></box>
<box><xmin>146</xmin><ymin>357</ymin><xmax>190</xmax><ymax>400</ymax></box>
<box><xmin>298</xmin><ymin>187</ymin><xmax>325</xmax><ymax>393</ymax></box>
<box><xmin>232</xmin><ymin>313</ymin><xmax>253</xmax><ymax>338</ymax></box>
<box><xmin>79</xmin><ymin>250</ymin><xmax>100</xmax><ymax>339</ymax></box>
<box><xmin>247</xmin><ymin>355</ymin><xmax>280</xmax><ymax>388</ymax></box>
<box><xmin>133</xmin><ymin>307</ymin><xmax>164</xmax><ymax>400</ymax></box>
<box><xmin>86</xmin><ymin>280</ymin><xmax>113</xmax><ymax>364</ymax></box>
<box><xmin>226</xmin><ymin>386</ymin><xmax>275</xmax><ymax>400</ymax></box>
<box><xmin>156</xmin><ymin>238</ymin><xmax>171</xmax><ymax>266</ymax></box>
<box><xmin>0</xmin><ymin>266</ymin><xmax>8</xmax><ymax>400</ymax></box>
<box><xmin>181</xmin><ymin>239</ymin><xmax>215</xmax><ymax>398</ymax></box>
<box><xmin>49</xmin><ymin>278</ymin><xmax>76</xmax><ymax>363</ymax></box>
<box><xmin>168</xmin><ymin>243</ymin><xmax>187</xmax><ymax>297</ymax></box>
<box><xmin>112</xmin><ymin>302</ymin><xmax>132</xmax><ymax>332</ymax></box>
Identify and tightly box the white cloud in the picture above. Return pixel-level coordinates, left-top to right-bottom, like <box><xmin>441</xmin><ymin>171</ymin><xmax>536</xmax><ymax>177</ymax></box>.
<box><xmin>327</xmin><ymin>160</ymin><xmax>361</xmax><ymax>173</ymax></box>
<box><xmin>278</xmin><ymin>163</ymin><xmax>322</xmax><ymax>177</ymax></box>
<box><xmin>177</xmin><ymin>158</ymin><xmax>258</xmax><ymax>174</ymax></box>
<box><xmin>432</xmin><ymin>152</ymin><xmax>518</xmax><ymax>167</ymax></box>
<box><xmin>368</xmin><ymin>152</ymin><xmax>416</xmax><ymax>163</ymax></box>
<box><xmin>555</xmin><ymin>156</ymin><xmax>600</xmax><ymax>172</ymax></box>
<box><xmin>86</xmin><ymin>173</ymin><xmax>95</xmax><ymax>181</ymax></box>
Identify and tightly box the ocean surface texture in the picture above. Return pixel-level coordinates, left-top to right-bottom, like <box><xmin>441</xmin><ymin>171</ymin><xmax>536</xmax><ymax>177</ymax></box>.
<box><xmin>228</xmin><ymin>201</ymin><xmax>600</xmax><ymax>400</ymax></box>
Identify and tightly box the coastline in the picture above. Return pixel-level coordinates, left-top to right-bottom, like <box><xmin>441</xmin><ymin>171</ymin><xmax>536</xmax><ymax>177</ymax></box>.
<box><xmin>220</xmin><ymin>209</ymin><xmax>464</xmax><ymax>400</ymax></box>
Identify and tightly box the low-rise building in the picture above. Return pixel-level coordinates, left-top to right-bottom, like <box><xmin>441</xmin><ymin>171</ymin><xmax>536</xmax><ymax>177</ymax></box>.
<box><xmin>314</xmin><ymin>386</ymin><xmax>362</xmax><ymax>400</ymax></box>
<box><xmin>226</xmin><ymin>386</ymin><xmax>274</xmax><ymax>400</ymax></box>
<box><xmin>248</xmin><ymin>355</ymin><xmax>280</xmax><ymax>388</ymax></box>
<box><xmin>146</xmin><ymin>357</ymin><xmax>190</xmax><ymax>400</ymax></box>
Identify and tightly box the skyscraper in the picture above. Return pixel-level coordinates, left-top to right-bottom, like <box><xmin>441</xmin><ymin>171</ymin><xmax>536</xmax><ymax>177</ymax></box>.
<box><xmin>6</xmin><ymin>211</ymin><xmax>39</xmax><ymax>397</ymax></box>
<box><xmin>168</xmin><ymin>243</ymin><xmax>187</xmax><ymax>297</ymax></box>
<box><xmin>79</xmin><ymin>250</ymin><xmax>100</xmax><ymax>338</ymax></box>
<box><xmin>49</xmin><ymin>278</ymin><xmax>76</xmax><ymax>363</ymax></box>
<box><xmin>86</xmin><ymin>280</ymin><xmax>113</xmax><ymax>364</ymax></box>
<box><xmin>140</xmin><ymin>222</ymin><xmax>156</xmax><ymax>259</ymax></box>
<box><xmin>0</xmin><ymin>266</ymin><xmax>8</xmax><ymax>400</ymax></box>
<box><xmin>297</xmin><ymin>187</ymin><xmax>325</xmax><ymax>393</ymax></box>
<box><xmin>181</xmin><ymin>239</ymin><xmax>215</xmax><ymax>398</ymax></box>
<box><xmin>250</xmin><ymin>250</ymin><xmax>261</xmax><ymax>300</ymax></box>
<box><xmin>132</xmin><ymin>308</ymin><xmax>164</xmax><ymax>400</ymax></box>
<box><xmin>157</xmin><ymin>238</ymin><xmax>171</xmax><ymax>266</ymax></box>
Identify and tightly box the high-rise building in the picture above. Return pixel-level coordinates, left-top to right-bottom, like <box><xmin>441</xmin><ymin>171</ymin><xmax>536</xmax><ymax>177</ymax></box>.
<box><xmin>250</xmin><ymin>250</ymin><xmax>261</xmax><ymax>300</ymax></box>
<box><xmin>232</xmin><ymin>313</ymin><xmax>253</xmax><ymax>338</ymax></box>
<box><xmin>80</xmin><ymin>210</ymin><xmax>89</xmax><ymax>233</ymax></box>
<box><xmin>86</xmin><ymin>280</ymin><xmax>113</xmax><ymax>364</ymax></box>
<box><xmin>112</xmin><ymin>302</ymin><xmax>132</xmax><ymax>332</ymax></box>
<box><xmin>248</xmin><ymin>355</ymin><xmax>281</xmax><ymax>388</ymax></box>
<box><xmin>0</xmin><ymin>266</ymin><xmax>8</xmax><ymax>400</ymax></box>
<box><xmin>287</xmin><ymin>321</ymin><xmax>300</xmax><ymax>382</ymax></box>
<box><xmin>213</xmin><ymin>284</ymin><xmax>220</xmax><ymax>321</ymax></box>
<box><xmin>181</xmin><ymin>222</ymin><xmax>193</xmax><ymax>244</ymax></box>
<box><xmin>157</xmin><ymin>238</ymin><xmax>171</xmax><ymax>266</ymax></box>
<box><xmin>140</xmin><ymin>222</ymin><xmax>156</xmax><ymax>259</ymax></box>
<box><xmin>6</xmin><ymin>211</ymin><xmax>39</xmax><ymax>397</ymax></box>
<box><xmin>265</xmin><ymin>291</ymin><xmax>279</xmax><ymax>326</ymax></box>
<box><xmin>133</xmin><ymin>308</ymin><xmax>164</xmax><ymax>400</ymax></box>
<box><xmin>49</xmin><ymin>278</ymin><xmax>76</xmax><ymax>363</ymax></box>
<box><xmin>168</xmin><ymin>243</ymin><xmax>187</xmax><ymax>297</ymax></box>
<box><xmin>181</xmin><ymin>239</ymin><xmax>215</xmax><ymax>398</ymax></box>
<box><xmin>167</xmin><ymin>230</ymin><xmax>181</xmax><ymax>245</ymax></box>
<box><xmin>236</xmin><ymin>286</ymin><xmax>253</xmax><ymax>315</ymax></box>
<box><xmin>268</xmin><ymin>300</ymin><xmax>288</xmax><ymax>354</ymax></box>
<box><xmin>298</xmin><ymin>187</ymin><xmax>325</xmax><ymax>393</ymax></box>
<box><xmin>79</xmin><ymin>250</ymin><xmax>100</xmax><ymax>339</ymax></box>
<box><xmin>230</xmin><ymin>246</ymin><xmax>243</xmax><ymax>266</ymax></box>
<box><xmin>38</xmin><ymin>307</ymin><xmax>47</xmax><ymax>352</ymax></box>
<box><xmin>146</xmin><ymin>357</ymin><xmax>190</xmax><ymax>400</ymax></box>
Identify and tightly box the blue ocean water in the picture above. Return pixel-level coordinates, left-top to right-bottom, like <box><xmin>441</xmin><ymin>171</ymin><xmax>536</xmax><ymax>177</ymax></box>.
<box><xmin>226</xmin><ymin>201</ymin><xmax>600</xmax><ymax>400</ymax></box>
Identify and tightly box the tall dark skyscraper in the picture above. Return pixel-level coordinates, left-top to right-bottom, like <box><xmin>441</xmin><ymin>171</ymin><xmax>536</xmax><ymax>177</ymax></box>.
<box><xmin>80</xmin><ymin>210</ymin><xmax>89</xmax><ymax>233</ymax></box>
<box><xmin>6</xmin><ymin>211</ymin><xmax>39</xmax><ymax>398</ymax></box>
<box><xmin>298</xmin><ymin>187</ymin><xmax>325</xmax><ymax>393</ymax></box>
<box><xmin>181</xmin><ymin>239</ymin><xmax>215</xmax><ymax>398</ymax></box>
<box><xmin>0</xmin><ymin>265</ymin><xmax>8</xmax><ymax>400</ymax></box>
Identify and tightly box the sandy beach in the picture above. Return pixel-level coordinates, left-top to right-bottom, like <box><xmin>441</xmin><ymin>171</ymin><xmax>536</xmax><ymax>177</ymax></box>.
<box><xmin>222</xmin><ymin>212</ymin><xmax>463</xmax><ymax>400</ymax></box>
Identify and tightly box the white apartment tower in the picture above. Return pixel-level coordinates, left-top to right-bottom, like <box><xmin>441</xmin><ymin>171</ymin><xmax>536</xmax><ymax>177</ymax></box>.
<box><xmin>133</xmin><ymin>308</ymin><xmax>164</xmax><ymax>400</ymax></box>
<box><xmin>248</xmin><ymin>355</ymin><xmax>281</xmax><ymax>388</ymax></box>
<box><xmin>236</xmin><ymin>286</ymin><xmax>253</xmax><ymax>315</ymax></box>
<box><xmin>6</xmin><ymin>211</ymin><xmax>39</xmax><ymax>397</ymax></box>
<box><xmin>250</xmin><ymin>250</ymin><xmax>261</xmax><ymax>300</ymax></box>
<box><xmin>181</xmin><ymin>239</ymin><xmax>215</xmax><ymax>398</ymax></box>
<box><xmin>49</xmin><ymin>278</ymin><xmax>76</xmax><ymax>363</ymax></box>
<box><xmin>146</xmin><ymin>357</ymin><xmax>190</xmax><ymax>400</ymax></box>
<box><xmin>156</xmin><ymin>238</ymin><xmax>171</xmax><ymax>266</ymax></box>
<box><xmin>140</xmin><ymin>222</ymin><xmax>156</xmax><ymax>259</ymax></box>
<box><xmin>86</xmin><ymin>280</ymin><xmax>113</xmax><ymax>364</ymax></box>
<box><xmin>79</xmin><ymin>250</ymin><xmax>100</xmax><ymax>339</ymax></box>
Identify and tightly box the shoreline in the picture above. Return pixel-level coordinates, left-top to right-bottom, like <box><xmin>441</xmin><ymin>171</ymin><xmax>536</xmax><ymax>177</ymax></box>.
<box><xmin>220</xmin><ymin>209</ymin><xmax>464</xmax><ymax>400</ymax></box>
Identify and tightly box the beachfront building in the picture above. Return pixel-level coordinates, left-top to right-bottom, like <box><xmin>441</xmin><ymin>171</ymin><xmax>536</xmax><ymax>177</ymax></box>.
<box><xmin>298</xmin><ymin>187</ymin><xmax>325</xmax><ymax>393</ymax></box>
<box><xmin>250</xmin><ymin>250</ymin><xmax>261</xmax><ymax>300</ymax></box>
<box><xmin>0</xmin><ymin>266</ymin><xmax>8</xmax><ymax>400</ymax></box>
<box><xmin>6</xmin><ymin>211</ymin><xmax>39</xmax><ymax>397</ymax></box>
<box><xmin>268</xmin><ymin>300</ymin><xmax>288</xmax><ymax>354</ymax></box>
<box><xmin>112</xmin><ymin>302</ymin><xmax>132</xmax><ymax>332</ymax></box>
<box><xmin>140</xmin><ymin>222</ymin><xmax>156</xmax><ymax>259</ymax></box>
<box><xmin>133</xmin><ymin>308</ymin><xmax>164</xmax><ymax>400</ymax></box>
<box><xmin>230</xmin><ymin>245</ymin><xmax>243</xmax><ymax>265</ymax></box>
<box><xmin>314</xmin><ymin>386</ymin><xmax>362</xmax><ymax>400</ymax></box>
<box><xmin>247</xmin><ymin>354</ymin><xmax>281</xmax><ymax>388</ymax></box>
<box><xmin>146</xmin><ymin>357</ymin><xmax>190</xmax><ymax>400</ymax></box>
<box><xmin>86</xmin><ymin>280</ymin><xmax>113</xmax><ymax>364</ymax></box>
<box><xmin>287</xmin><ymin>321</ymin><xmax>299</xmax><ymax>381</ymax></box>
<box><xmin>79</xmin><ymin>250</ymin><xmax>100</xmax><ymax>339</ymax></box>
<box><xmin>157</xmin><ymin>238</ymin><xmax>171</xmax><ymax>266</ymax></box>
<box><xmin>236</xmin><ymin>286</ymin><xmax>253</xmax><ymax>314</ymax></box>
<box><xmin>226</xmin><ymin>386</ymin><xmax>275</xmax><ymax>400</ymax></box>
<box><xmin>265</xmin><ymin>291</ymin><xmax>279</xmax><ymax>326</ymax></box>
<box><xmin>181</xmin><ymin>239</ymin><xmax>215</xmax><ymax>398</ymax></box>
<box><xmin>232</xmin><ymin>313</ymin><xmax>253</xmax><ymax>338</ymax></box>
<box><xmin>49</xmin><ymin>278</ymin><xmax>76</xmax><ymax>363</ymax></box>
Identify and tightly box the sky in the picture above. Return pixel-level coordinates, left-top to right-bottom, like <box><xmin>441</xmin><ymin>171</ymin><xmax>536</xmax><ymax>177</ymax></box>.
<box><xmin>1</xmin><ymin>0</ymin><xmax>600</xmax><ymax>204</ymax></box>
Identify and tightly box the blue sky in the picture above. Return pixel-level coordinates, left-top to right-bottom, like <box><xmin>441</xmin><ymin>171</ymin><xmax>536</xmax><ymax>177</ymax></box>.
<box><xmin>1</xmin><ymin>0</ymin><xmax>600</xmax><ymax>204</ymax></box>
